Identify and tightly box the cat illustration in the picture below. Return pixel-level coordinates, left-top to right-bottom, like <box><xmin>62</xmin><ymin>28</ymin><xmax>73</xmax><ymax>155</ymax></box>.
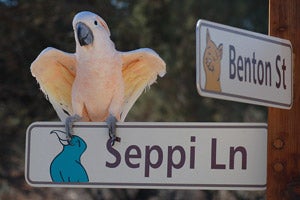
<box><xmin>203</xmin><ymin>29</ymin><xmax>223</xmax><ymax>92</ymax></box>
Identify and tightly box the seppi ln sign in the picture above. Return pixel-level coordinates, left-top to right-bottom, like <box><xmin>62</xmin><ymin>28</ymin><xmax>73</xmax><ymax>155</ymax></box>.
<box><xmin>196</xmin><ymin>20</ymin><xmax>293</xmax><ymax>109</ymax></box>
<box><xmin>25</xmin><ymin>122</ymin><xmax>267</xmax><ymax>190</ymax></box>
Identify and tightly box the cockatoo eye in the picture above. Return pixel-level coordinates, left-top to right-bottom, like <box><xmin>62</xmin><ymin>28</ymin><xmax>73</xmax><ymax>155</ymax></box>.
<box><xmin>94</xmin><ymin>20</ymin><xmax>98</xmax><ymax>26</ymax></box>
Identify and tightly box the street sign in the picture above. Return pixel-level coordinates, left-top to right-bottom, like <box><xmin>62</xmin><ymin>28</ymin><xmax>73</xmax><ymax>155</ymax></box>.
<box><xmin>196</xmin><ymin>19</ymin><xmax>293</xmax><ymax>109</ymax></box>
<box><xmin>25</xmin><ymin>122</ymin><xmax>267</xmax><ymax>190</ymax></box>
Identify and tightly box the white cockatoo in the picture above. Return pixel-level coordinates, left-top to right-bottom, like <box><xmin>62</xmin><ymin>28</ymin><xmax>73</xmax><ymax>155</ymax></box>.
<box><xmin>31</xmin><ymin>11</ymin><xmax>166</xmax><ymax>145</ymax></box>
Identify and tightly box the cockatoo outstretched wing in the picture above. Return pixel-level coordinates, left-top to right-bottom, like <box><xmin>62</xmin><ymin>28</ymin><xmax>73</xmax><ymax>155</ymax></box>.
<box><xmin>31</xmin><ymin>47</ymin><xmax>76</xmax><ymax>121</ymax></box>
<box><xmin>120</xmin><ymin>48</ymin><xmax>166</xmax><ymax>121</ymax></box>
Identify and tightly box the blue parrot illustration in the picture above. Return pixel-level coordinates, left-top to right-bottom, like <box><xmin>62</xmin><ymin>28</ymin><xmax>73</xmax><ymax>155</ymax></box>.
<box><xmin>50</xmin><ymin>130</ymin><xmax>89</xmax><ymax>182</ymax></box>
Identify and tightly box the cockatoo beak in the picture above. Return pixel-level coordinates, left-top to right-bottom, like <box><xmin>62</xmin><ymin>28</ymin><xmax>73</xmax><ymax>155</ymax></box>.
<box><xmin>76</xmin><ymin>22</ymin><xmax>94</xmax><ymax>46</ymax></box>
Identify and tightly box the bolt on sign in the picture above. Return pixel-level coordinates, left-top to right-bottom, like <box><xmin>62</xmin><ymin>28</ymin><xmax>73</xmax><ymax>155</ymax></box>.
<box><xmin>25</xmin><ymin>122</ymin><xmax>267</xmax><ymax>190</ymax></box>
<box><xmin>196</xmin><ymin>20</ymin><xmax>293</xmax><ymax>109</ymax></box>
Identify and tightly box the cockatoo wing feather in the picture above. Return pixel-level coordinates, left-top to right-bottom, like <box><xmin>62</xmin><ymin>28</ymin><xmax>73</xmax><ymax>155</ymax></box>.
<box><xmin>120</xmin><ymin>48</ymin><xmax>166</xmax><ymax>121</ymax></box>
<box><xmin>31</xmin><ymin>47</ymin><xmax>76</xmax><ymax>121</ymax></box>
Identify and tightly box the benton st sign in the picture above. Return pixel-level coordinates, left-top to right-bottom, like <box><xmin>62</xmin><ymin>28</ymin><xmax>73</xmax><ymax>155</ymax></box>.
<box><xmin>25</xmin><ymin>122</ymin><xmax>267</xmax><ymax>190</ymax></box>
<box><xmin>196</xmin><ymin>20</ymin><xmax>293</xmax><ymax>109</ymax></box>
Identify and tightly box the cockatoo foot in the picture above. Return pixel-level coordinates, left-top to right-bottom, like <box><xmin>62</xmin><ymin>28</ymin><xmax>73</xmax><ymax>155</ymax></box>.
<box><xmin>65</xmin><ymin>114</ymin><xmax>81</xmax><ymax>140</ymax></box>
<box><xmin>106</xmin><ymin>114</ymin><xmax>121</xmax><ymax>146</ymax></box>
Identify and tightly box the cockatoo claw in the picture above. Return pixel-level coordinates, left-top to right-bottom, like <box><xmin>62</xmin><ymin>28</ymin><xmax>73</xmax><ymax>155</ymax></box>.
<box><xmin>65</xmin><ymin>114</ymin><xmax>81</xmax><ymax>140</ymax></box>
<box><xmin>106</xmin><ymin>114</ymin><xmax>121</xmax><ymax>146</ymax></box>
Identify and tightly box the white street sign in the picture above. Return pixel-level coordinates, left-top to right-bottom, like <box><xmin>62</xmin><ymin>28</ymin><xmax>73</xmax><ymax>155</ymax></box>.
<box><xmin>196</xmin><ymin>19</ymin><xmax>293</xmax><ymax>109</ymax></box>
<box><xmin>25</xmin><ymin>122</ymin><xmax>267</xmax><ymax>190</ymax></box>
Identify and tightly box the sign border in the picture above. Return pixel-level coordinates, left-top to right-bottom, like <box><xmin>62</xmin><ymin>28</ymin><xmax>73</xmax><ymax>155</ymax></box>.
<box><xmin>196</xmin><ymin>19</ymin><xmax>293</xmax><ymax>109</ymax></box>
<box><xmin>25</xmin><ymin>122</ymin><xmax>267</xmax><ymax>190</ymax></box>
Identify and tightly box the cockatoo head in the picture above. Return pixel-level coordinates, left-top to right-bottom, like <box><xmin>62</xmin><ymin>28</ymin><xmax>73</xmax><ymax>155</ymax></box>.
<box><xmin>72</xmin><ymin>11</ymin><xmax>111</xmax><ymax>50</ymax></box>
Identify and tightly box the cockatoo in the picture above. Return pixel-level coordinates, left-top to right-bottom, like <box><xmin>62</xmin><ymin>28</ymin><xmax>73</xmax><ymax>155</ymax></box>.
<box><xmin>31</xmin><ymin>11</ymin><xmax>166</xmax><ymax>145</ymax></box>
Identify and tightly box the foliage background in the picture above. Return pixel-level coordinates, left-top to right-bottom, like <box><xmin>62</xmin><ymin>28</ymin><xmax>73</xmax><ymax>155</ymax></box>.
<box><xmin>0</xmin><ymin>0</ymin><xmax>268</xmax><ymax>199</ymax></box>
